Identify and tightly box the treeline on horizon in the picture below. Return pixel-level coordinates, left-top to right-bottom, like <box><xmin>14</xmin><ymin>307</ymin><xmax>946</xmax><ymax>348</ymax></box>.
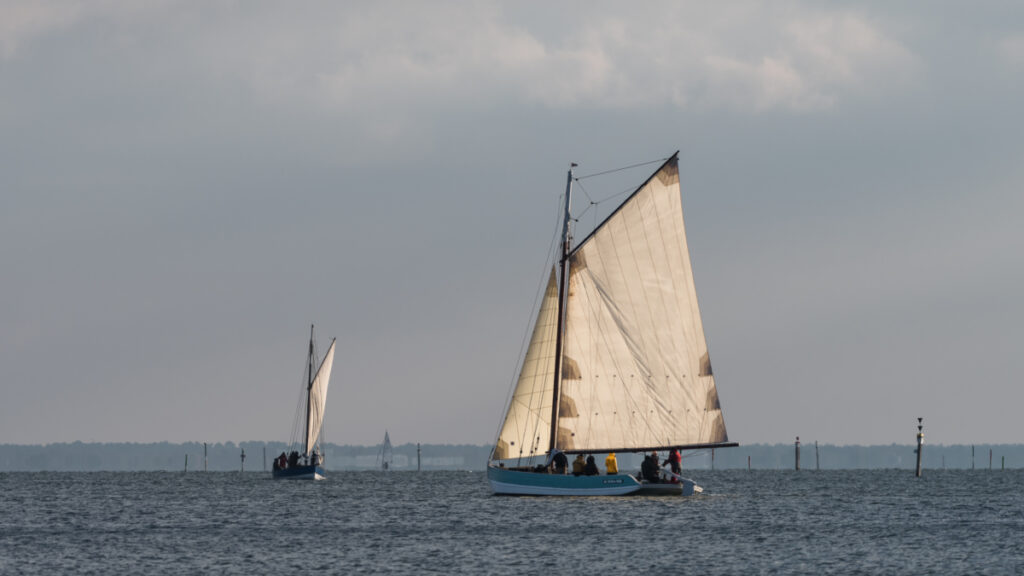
<box><xmin>1</xmin><ymin>442</ymin><xmax>1021</xmax><ymax>472</ymax></box>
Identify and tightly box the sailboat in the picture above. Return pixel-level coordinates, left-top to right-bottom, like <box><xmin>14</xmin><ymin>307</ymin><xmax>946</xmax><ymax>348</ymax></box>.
<box><xmin>487</xmin><ymin>152</ymin><xmax>737</xmax><ymax>496</ymax></box>
<box><xmin>272</xmin><ymin>325</ymin><xmax>336</xmax><ymax>480</ymax></box>
<box><xmin>378</xmin><ymin>430</ymin><xmax>393</xmax><ymax>471</ymax></box>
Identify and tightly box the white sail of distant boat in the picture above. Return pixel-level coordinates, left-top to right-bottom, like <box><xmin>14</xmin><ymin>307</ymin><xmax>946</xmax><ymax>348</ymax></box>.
<box><xmin>488</xmin><ymin>152</ymin><xmax>737</xmax><ymax>496</ymax></box>
<box><xmin>378</xmin><ymin>430</ymin><xmax>393</xmax><ymax>471</ymax></box>
<box><xmin>273</xmin><ymin>325</ymin><xmax>336</xmax><ymax>480</ymax></box>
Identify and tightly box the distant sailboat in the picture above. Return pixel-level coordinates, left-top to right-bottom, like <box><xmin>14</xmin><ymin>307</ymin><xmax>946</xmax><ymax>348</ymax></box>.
<box><xmin>272</xmin><ymin>325</ymin><xmax>336</xmax><ymax>480</ymax></box>
<box><xmin>488</xmin><ymin>153</ymin><xmax>737</xmax><ymax>496</ymax></box>
<box><xmin>378</xmin><ymin>430</ymin><xmax>393</xmax><ymax>471</ymax></box>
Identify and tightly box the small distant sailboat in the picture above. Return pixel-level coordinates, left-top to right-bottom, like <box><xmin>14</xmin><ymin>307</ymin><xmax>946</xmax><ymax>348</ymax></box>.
<box><xmin>488</xmin><ymin>153</ymin><xmax>737</xmax><ymax>496</ymax></box>
<box><xmin>378</xmin><ymin>430</ymin><xmax>393</xmax><ymax>471</ymax></box>
<box><xmin>272</xmin><ymin>325</ymin><xmax>336</xmax><ymax>481</ymax></box>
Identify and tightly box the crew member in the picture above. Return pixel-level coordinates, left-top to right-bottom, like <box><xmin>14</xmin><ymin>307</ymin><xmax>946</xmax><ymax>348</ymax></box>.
<box><xmin>605</xmin><ymin>453</ymin><xmax>618</xmax><ymax>475</ymax></box>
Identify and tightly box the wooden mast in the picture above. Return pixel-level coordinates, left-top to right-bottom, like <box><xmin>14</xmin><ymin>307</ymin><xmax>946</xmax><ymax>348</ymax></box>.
<box><xmin>548</xmin><ymin>163</ymin><xmax>575</xmax><ymax>454</ymax></box>
<box><xmin>304</xmin><ymin>324</ymin><xmax>314</xmax><ymax>457</ymax></box>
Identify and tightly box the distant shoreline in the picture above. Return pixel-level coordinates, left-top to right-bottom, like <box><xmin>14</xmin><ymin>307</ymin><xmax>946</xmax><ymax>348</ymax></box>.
<box><xmin>1</xmin><ymin>442</ymin><xmax>1021</xmax><ymax>472</ymax></box>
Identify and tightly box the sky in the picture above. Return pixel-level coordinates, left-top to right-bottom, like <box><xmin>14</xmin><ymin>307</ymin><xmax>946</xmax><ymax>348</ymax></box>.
<box><xmin>2</xmin><ymin>1</ymin><xmax>1022</xmax><ymax>448</ymax></box>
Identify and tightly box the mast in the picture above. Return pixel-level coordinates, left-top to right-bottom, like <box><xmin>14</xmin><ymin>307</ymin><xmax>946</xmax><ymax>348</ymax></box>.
<box><xmin>548</xmin><ymin>163</ymin><xmax>575</xmax><ymax>454</ymax></box>
<box><xmin>305</xmin><ymin>324</ymin><xmax>314</xmax><ymax>457</ymax></box>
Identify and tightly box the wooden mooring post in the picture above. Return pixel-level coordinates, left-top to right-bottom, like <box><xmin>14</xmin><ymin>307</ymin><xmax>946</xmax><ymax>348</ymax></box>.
<box><xmin>915</xmin><ymin>418</ymin><xmax>924</xmax><ymax>478</ymax></box>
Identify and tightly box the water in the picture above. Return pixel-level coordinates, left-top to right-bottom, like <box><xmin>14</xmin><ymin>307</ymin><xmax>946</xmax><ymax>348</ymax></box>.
<box><xmin>1</xmin><ymin>469</ymin><xmax>1021</xmax><ymax>574</ymax></box>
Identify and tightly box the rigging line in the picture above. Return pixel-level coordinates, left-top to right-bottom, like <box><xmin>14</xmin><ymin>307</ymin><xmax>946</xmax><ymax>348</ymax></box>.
<box><xmin>489</xmin><ymin>193</ymin><xmax>565</xmax><ymax>459</ymax></box>
<box><xmin>680</xmin><ymin>448</ymin><xmax>714</xmax><ymax>460</ymax></box>
<box><xmin>572</xmin><ymin>180</ymin><xmax>636</xmax><ymax>225</ymax></box>
<box><xmin>289</xmin><ymin>355</ymin><xmax>306</xmax><ymax>451</ymax></box>
<box><xmin>574</xmin><ymin>156</ymin><xmax>672</xmax><ymax>181</ymax></box>
<box><xmin>576</xmin><ymin>179</ymin><xmax>595</xmax><ymax>205</ymax></box>
<box><xmin>571</xmin><ymin>180</ymin><xmax>596</xmax><ymax>222</ymax></box>
<box><xmin>590</xmin><ymin>185</ymin><xmax>637</xmax><ymax>207</ymax></box>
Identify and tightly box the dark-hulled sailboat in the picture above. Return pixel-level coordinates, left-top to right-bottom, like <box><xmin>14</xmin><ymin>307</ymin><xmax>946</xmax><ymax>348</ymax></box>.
<box><xmin>487</xmin><ymin>153</ymin><xmax>737</xmax><ymax>496</ymax></box>
<box><xmin>273</xmin><ymin>325</ymin><xmax>336</xmax><ymax>480</ymax></box>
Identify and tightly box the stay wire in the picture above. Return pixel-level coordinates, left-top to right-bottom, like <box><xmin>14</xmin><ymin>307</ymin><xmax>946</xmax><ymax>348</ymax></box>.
<box><xmin>574</xmin><ymin>156</ymin><xmax>671</xmax><ymax>181</ymax></box>
<box><xmin>572</xmin><ymin>180</ymin><xmax>635</xmax><ymax>223</ymax></box>
<box><xmin>488</xmin><ymin>193</ymin><xmax>565</xmax><ymax>464</ymax></box>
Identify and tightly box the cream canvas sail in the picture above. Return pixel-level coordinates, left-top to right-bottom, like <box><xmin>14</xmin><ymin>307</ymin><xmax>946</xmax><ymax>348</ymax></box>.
<box><xmin>493</xmin><ymin>269</ymin><xmax>560</xmax><ymax>461</ymax></box>
<box><xmin>557</xmin><ymin>158</ymin><xmax>727</xmax><ymax>452</ymax></box>
<box><xmin>305</xmin><ymin>339</ymin><xmax>336</xmax><ymax>454</ymax></box>
<box><xmin>493</xmin><ymin>155</ymin><xmax>728</xmax><ymax>462</ymax></box>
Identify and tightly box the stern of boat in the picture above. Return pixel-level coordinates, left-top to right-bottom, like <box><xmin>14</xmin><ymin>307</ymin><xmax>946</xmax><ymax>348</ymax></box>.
<box><xmin>635</xmin><ymin>475</ymin><xmax>703</xmax><ymax>496</ymax></box>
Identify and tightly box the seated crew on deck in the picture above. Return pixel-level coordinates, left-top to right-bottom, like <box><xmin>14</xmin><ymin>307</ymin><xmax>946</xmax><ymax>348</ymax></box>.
<box><xmin>641</xmin><ymin>452</ymin><xmax>660</xmax><ymax>483</ymax></box>
<box><xmin>551</xmin><ymin>451</ymin><xmax>568</xmax><ymax>475</ymax></box>
<box><xmin>572</xmin><ymin>454</ymin><xmax>586</xmax><ymax>476</ymax></box>
<box><xmin>583</xmin><ymin>455</ymin><xmax>599</xmax><ymax>476</ymax></box>
<box><xmin>311</xmin><ymin>451</ymin><xmax>320</xmax><ymax>467</ymax></box>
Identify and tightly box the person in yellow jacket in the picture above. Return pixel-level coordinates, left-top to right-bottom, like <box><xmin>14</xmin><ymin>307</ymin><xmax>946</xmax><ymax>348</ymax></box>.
<box><xmin>605</xmin><ymin>452</ymin><xmax>618</xmax><ymax>475</ymax></box>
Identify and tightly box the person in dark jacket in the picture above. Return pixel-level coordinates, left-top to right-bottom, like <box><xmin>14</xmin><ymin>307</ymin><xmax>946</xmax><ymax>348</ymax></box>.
<box><xmin>551</xmin><ymin>451</ymin><xmax>568</xmax><ymax>474</ymax></box>
<box><xmin>663</xmin><ymin>449</ymin><xmax>682</xmax><ymax>475</ymax></box>
<box><xmin>583</xmin><ymin>455</ymin><xmax>599</xmax><ymax>476</ymax></box>
<box><xmin>641</xmin><ymin>452</ymin><xmax>660</xmax><ymax>482</ymax></box>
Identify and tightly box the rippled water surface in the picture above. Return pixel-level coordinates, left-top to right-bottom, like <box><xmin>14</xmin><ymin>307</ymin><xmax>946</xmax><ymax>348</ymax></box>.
<box><xmin>1</xmin><ymin>469</ymin><xmax>1022</xmax><ymax>574</ymax></box>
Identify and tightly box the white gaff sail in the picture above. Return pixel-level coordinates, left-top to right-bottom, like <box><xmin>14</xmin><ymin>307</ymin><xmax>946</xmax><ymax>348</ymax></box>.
<box><xmin>305</xmin><ymin>339</ymin><xmax>336</xmax><ymax>455</ymax></box>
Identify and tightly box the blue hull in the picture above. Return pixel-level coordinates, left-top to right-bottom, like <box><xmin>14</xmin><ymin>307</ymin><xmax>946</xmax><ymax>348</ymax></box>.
<box><xmin>488</xmin><ymin>465</ymin><xmax>643</xmax><ymax>496</ymax></box>
<box><xmin>487</xmin><ymin>465</ymin><xmax>702</xmax><ymax>496</ymax></box>
<box><xmin>272</xmin><ymin>465</ymin><xmax>325</xmax><ymax>480</ymax></box>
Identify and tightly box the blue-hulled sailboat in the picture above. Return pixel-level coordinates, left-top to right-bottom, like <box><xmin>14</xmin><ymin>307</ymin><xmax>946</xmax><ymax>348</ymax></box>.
<box><xmin>487</xmin><ymin>153</ymin><xmax>738</xmax><ymax>496</ymax></box>
<box><xmin>273</xmin><ymin>325</ymin><xmax>335</xmax><ymax>481</ymax></box>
